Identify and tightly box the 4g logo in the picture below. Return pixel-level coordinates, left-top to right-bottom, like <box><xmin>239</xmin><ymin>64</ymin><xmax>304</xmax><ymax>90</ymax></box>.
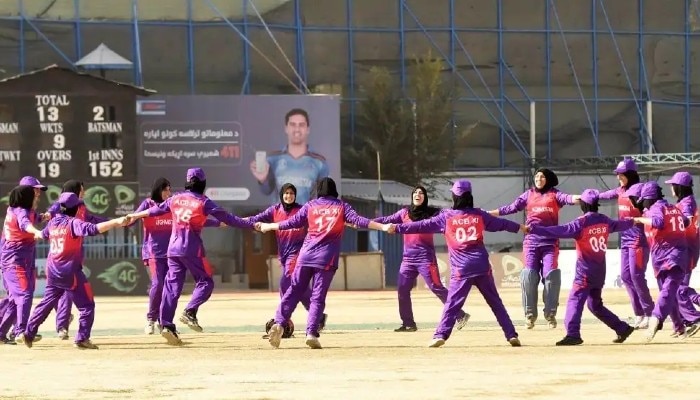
<box><xmin>97</xmin><ymin>261</ymin><xmax>141</xmax><ymax>293</ymax></box>
<box><xmin>82</xmin><ymin>184</ymin><xmax>136</xmax><ymax>215</ymax></box>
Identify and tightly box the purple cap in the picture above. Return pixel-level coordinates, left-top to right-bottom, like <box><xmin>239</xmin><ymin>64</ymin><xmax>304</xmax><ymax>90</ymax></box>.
<box><xmin>664</xmin><ymin>171</ymin><xmax>693</xmax><ymax>187</ymax></box>
<box><xmin>626</xmin><ymin>182</ymin><xmax>644</xmax><ymax>198</ymax></box>
<box><xmin>580</xmin><ymin>189</ymin><xmax>600</xmax><ymax>205</ymax></box>
<box><xmin>614</xmin><ymin>158</ymin><xmax>637</xmax><ymax>174</ymax></box>
<box><xmin>19</xmin><ymin>176</ymin><xmax>47</xmax><ymax>191</ymax></box>
<box><xmin>58</xmin><ymin>192</ymin><xmax>80</xmax><ymax>209</ymax></box>
<box><xmin>640</xmin><ymin>181</ymin><xmax>661</xmax><ymax>201</ymax></box>
<box><xmin>186</xmin><ymin>168</ymin><xmax>206</xmax><ymax>181</ymax></box>
<box><xmin>451</xmin><ymin>180</ymin><xmax>472</xmax><ymax>196</ymax></box>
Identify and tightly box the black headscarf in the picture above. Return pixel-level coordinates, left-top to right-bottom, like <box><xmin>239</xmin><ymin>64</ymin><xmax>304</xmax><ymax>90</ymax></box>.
<box><xmin>280</xmin><ymin>183</ymin><xmax>300</xmax><ymax>212</ymax></box>
<box><xmin>408</xmin><ymin>186</ymin><xmax>440</xmax><ymax>221</ymax></box>
<box><xmin>62</xmin><ymin>179</ymin><xmax>83</xmax><ymax>195</ymax></box>
<box><xmin>452</xmin><ymin>193</ymin><xmax>474</xmax><ymax>210</ymax></box>
<box><xmin>9</xmin><ymin>185</ymin><xmax>35</xmax><ymax>210</ymax></box>
<box><xmin>621</xmin><ymin>171</ymin><xmax>640</xmax><ymax>190</ymax></box>
<box><xmin>630</xmin><ymin>196</ymin><xmax>644</xmax><ymax>213</ymax></box>
<box><xmin>151</xmin><ymin>177</ymin><xmax>171</xmax><ymax>204</ymax></box>
<box><xmin>672</xmin><ymin>184</ymin><xmax>694</xmax><ymax>201</ymax></box>
<box><xmin>534</xmin><ymin>168</ymin><xmax>559</xmax><ymax>193</ymax></box>
<box><xmin>580</xmin><ymin>201</ymin><xmax>599</xmax><ymax>213</ymax></box>
<box><xmin>316</xmin><ymin>177</ymin><xmax>339</xmax><ymax>199</ymax></box>
<box><xmin>641</xmin><ymin>186</ymin><xmax>664</xmax><ymax>211</ymax></box>
<box><xmin>185</xmin><ymin>177</ymin><xmax>206</xmax><ymax>194</ymax></box>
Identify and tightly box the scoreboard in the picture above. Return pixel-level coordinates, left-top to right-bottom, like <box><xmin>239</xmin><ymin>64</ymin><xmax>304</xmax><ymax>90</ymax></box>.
<box><xmin>0</xmin><ymin>93</ymin><xmax>137</xmax><ymax>183</ymax></box>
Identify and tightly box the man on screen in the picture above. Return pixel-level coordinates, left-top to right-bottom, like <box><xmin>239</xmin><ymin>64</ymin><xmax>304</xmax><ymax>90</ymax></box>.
<box><xmin>249</xmin><ymin>108</ymin><xmax>329</xmax><ymax>204</ymax></box>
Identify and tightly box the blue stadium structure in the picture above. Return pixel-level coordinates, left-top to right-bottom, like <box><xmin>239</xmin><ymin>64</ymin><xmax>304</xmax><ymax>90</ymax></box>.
<box><xmin>1</xmin><ymin>0</ymin><xmax>699</xmax><ymax>169</ymax></box>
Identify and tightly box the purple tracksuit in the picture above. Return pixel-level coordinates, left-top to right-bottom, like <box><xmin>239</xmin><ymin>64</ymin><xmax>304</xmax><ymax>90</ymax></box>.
<box><xmin>46</xmin><ymin>200</ymin><xmax>108</xmax><ymax>333</ymax></box>
<box><xmin>644</xmin><ymin>200</ymin><xmax>690</xmax><ymax>333</ymax></box>
<box><xmin>530</xmin><ymin>213</ymin><xmax>634</xmax><ymax>339</ymax></box>
<box><xmin>1</xmin><ymin>207</ymin><xmax>38</xmax><ymax>338</ymax></box>
<box><xmin>375</xmin><ymin>208</ymin><xmax>466</xmax><ymax>327</ymax></box>
<box><xmin>397</xmin><ymin>208</ymin><xmax>520</xmax><ymax>342</ymax></box>
<box><xmin>498</xmin><ymin>188</ymin><xmax>575</xmax><ymax>319</ymax></box>
<box><xmin>671</xmin><ymin>196</ymin><xmax>700</xmax><ymax>325</ymax></box>
<box><xmin>247</xmin><ymin>204</ymin><xmax>311</xmax><ymax>310</ymax></box>
<box><xmin>134</xmin><ymin>198</ymin><xmax>220</xmax><ymax>322</ymax></box>
<box><xmin>146</xmin><ymin>191</ymin><xmax>254</xmax><ymax>331</ymax></box>
<box><xmin>24</xmin><ymin>215</ymin><xmax>102</xmax><ymax>344</ymax></box>
<box><xmin>599</xmin><ymin>187</ymin><xmax>654</xmax><ymax>317</ymax></box>
<box><xmin>273</xmin><ymin>197</ymin><xmax>372</xmax><ymax>338</ymax></box>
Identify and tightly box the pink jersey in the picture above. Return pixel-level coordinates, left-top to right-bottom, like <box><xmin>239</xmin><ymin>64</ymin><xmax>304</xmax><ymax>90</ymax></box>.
<box><xmin>498</xmin><ymin>188</ymin><xmax>574</xmax><ymax>246</ymax></box>
<box><xmin>1</xmin><ymin>206</ymin><xmax>38</xmax><ymax>267</ymax></box>
<box><xmin>644</xmin><ymin>200</ymin><xmax>689</xmax><ymax>276</ymax></box>
<box><xmin>148</xmin><ymin>191</ymin><xmax>253</xmax><ymax>258</ymax></box>
<box><xmin>42</xmin><ymin>215</ymin><xmax>100</xmax><ymax>289</ymax></box>
<box><xmin>277</xmin><ymin>197</ymin><xmax>371</xmax><ymax>270</ymax></box>
<box><xmin>374</xmin><ymin>208</ymin><xmax>437</xmax><ymax>264</ymax></box>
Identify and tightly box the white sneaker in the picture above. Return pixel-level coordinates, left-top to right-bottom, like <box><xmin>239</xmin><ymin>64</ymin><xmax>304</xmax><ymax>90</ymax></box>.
<box><xmin>145</xmin><ymin>320</ymin><xmax>155</xmax><ymax>335</ymax></box>
<box><xmin>429</xmin><ymin>338</ymin><xmax>446</xmax><ymax>348</ymax></box>
<box><xmin>268</xmin><ymin>324</ymin><xmax>284</xmax><ymax>349</ymax></box>
<box><xmin>456</xmin><ymin>313</ymin><xmax>471</xmax><ymax>330</ymax></box>
<box><xmin>546</xmin><ymin>314</ymin><xmax>557</xmax><ymax>329</ymax></box>
<box><xmin>57</xmin><ymin>328</ymin><xmax>69</xmax><ymax>340</ymax></box>
<box><xmin>645</xmin><ymin>317</ymin><xmax>660</xmax><ymax>343</ymax></box>
<box><xmin>632</xmin><ymin>316</ymin><xmax>643</xmax><ymax>328</ymax></box>
<box><xmin>305</xmin><ymin>335</ymin><xmax>322</xmax><ymax>349</ymax></box>
<box><xmin>636</xmin><ymin>316</ymin><xmax>650</xmax><ymax>330</ymax></box>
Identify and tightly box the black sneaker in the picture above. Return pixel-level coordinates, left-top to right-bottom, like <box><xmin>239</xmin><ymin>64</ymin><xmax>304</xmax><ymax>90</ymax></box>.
<box><xmin>394</xmin><ymin>325</ymin><xmax>418</xmax><ymax>332</ymax></box>
<box><xmin>613</xmin><ymin>324</ymin><xmax>635</xmax><ymax>344</ymax></box>
<box><xmin>179</xmin><ymin>310</ymin><xmax>203</xmax><ymax>333</ymax></box>
<box><xmin>1</xmin><ymin>337</ymin><xmax>16</xmax><ymax>345</ymax></box>
<box><xmin>319</xmin><ymin>313</ymin><xmax>328</xmax><ymax>332</ymax></box>
<box><xmin>555</xmin><ymin>336</ymin><xmax>584</xmax><ymax>346</ymax></box>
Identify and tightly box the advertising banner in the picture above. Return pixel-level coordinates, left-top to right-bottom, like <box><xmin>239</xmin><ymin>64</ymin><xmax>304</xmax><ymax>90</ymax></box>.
<box><xmin>20</xmin><ymin>258</ymin><xmax>149</xmax><ymax>298</ymax></box>
<box><xmin>0</xmin><ymin>182</ymin><xmax>139</xmax><ymax>217</ymax></box>
<box><xmin>136</xmin><ymin>95</ymin><xmax>341</xmax><ymax>206</ymax></box>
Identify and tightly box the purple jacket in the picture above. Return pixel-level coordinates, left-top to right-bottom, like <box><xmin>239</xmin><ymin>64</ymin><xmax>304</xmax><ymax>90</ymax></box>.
<box><xmin>643</xmin><ymin>200</ymin><xmax>689</xmax><ymax>276</ymax></box>
<box><xmin>41</xmin><ymin>215</ymin><xmax>100</xmax><ymax>289</ymax></box>
<box><xmin>247</xmin><ymin>203</ymin><xmax>307</xmax><ymax>267</ymax></box>
<box><xmin>497</xmin><ymin>188</ymin><xmax>575</xmax><ymax>247</ymax></box>
<box><xmin>278</xmin><ymin>197</ymin><xmax>371</xmax><ymax>270</ymax></box>
<box><xmin>1</xmin><ymin>207</ymin><xmax>38</xmax><ymax>268</ymax></box>
<box><xmin>147</xmin><ymin>191</ymin><xmax>253</xmax><ymax>258</ymax></box>
<box><xmin>396</xmin><ymin>208</ymin><xmax>520</xmax><ymax>279</ymax></box>
<box><xmin>530</xmin><ymin>212</ymin><xmax>634</xmax><ymax>287</ymax></box>
<box><xmin>599</xmin><ymin>186</ymin><xmax>647</xmax><ymax>248</ymax></box>
<box><xmin>134</xmin><ymin>198</ymin><xmax>220</xmax><ymax>260</ymax></box>
<box><xmin>374</xmin><ymin>208</ymin><xmax>437</xmax><ymax>265</ymax></box>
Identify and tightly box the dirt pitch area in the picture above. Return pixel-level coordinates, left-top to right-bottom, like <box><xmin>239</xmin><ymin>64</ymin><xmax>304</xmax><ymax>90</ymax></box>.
<box><xmin>1</xmin><ymin>288</ymin><xmax>699</xmax><ymax>400</ymax></box>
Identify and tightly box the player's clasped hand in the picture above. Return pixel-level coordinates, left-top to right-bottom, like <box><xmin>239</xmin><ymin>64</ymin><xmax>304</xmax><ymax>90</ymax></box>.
<box><xmin>381</xmin><ymin>224</ymin><xmax>396</xmax><ymax>234</ymax></box>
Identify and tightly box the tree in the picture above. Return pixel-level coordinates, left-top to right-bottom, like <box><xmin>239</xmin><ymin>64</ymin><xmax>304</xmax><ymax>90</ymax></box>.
<box><xmin>342</xmin><ymin>54</ymin><xmax>455</xmax><ymax>187</ymax></box>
